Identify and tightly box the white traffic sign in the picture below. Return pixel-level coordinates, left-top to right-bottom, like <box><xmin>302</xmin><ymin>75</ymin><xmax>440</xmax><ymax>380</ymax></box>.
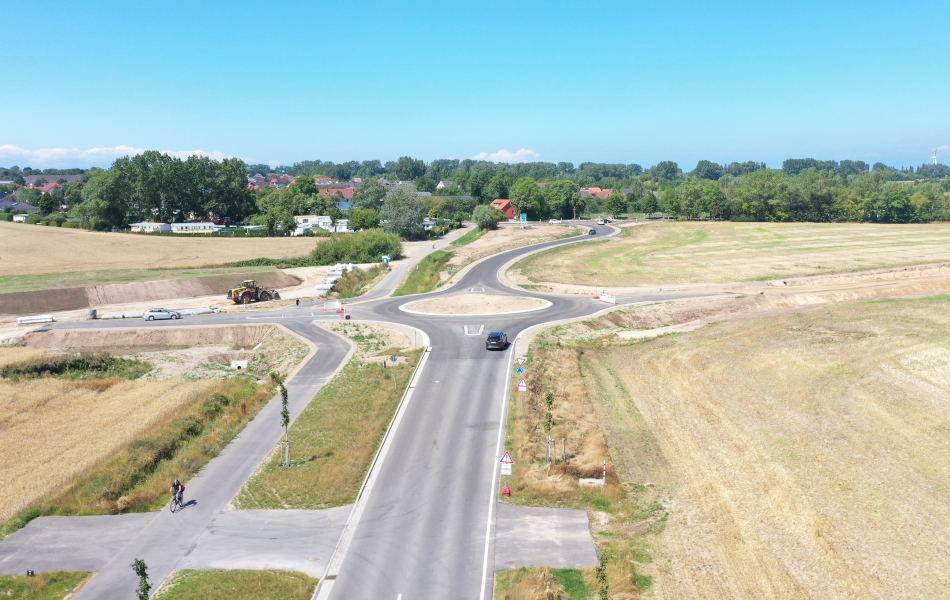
<box><xmin>516</xmin><ymin>357</ymin><xmax>527</xmax><ymax>366</ymax></box>
<box><xmin>500</xmin><ymin>464</ymin><xmax>512</xmax><ymax>475</ymax></box>
<box><xmin>500</xmin><ymin>451</ymin><xmax>513</xmax><ymax>464</ymax></box>
<box><xmin>517</xmin><ymin>378</ymin><xmax>528</xmax><ymax>392</ymax></box>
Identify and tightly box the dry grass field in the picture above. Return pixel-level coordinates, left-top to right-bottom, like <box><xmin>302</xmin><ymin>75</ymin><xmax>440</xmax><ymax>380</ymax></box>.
<box><xmin>0</xmin><ymin>348</ymin><xmax>216</xmax><ymax>521</ymax></box>
<box><xmin>577</xmin><ymin>296</ymin><xmax>950</xmax><ymax>599</ymax></box>
<box><xmin>0</xmin><ymin>221</ymin><xmax>318</xmax><ymax>276</ymax></box>
<box><xmin>509</xmin><ymin>221</ymin><xmax>950</xmax><ymax>287</ymax></box>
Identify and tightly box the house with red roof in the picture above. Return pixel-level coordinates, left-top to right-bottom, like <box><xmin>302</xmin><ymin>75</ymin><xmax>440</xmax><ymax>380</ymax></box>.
<box><xmin>37</xmin><ymin>182</ymin><xmax>63</xmax><ymax>193</ymax></box>
<box><xmin>490</xmin><ymin>199</ymin><xmax>517</xmax><ymax>219</ymax></box>
<box><xmin>315</xmin><ymin>177</ymin><xmax>333</xmax><ymax>185</ymax></box>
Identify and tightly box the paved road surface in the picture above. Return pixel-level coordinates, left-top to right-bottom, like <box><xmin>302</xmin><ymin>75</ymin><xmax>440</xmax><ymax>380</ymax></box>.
<box><xmin>4</xmin><ymin>222</ymin><xmax>722</xmax><ymax>598</ymax></box>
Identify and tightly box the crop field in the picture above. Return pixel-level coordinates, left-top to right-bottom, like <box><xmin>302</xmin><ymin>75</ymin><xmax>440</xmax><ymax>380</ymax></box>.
<box><xmin>0</xmin><ymin>221</ymin><xmax>318</xmax><ymax>276</ymax></box>
<box><xmin>577</xmin><ymin>296</ymin><xmax>950</xmax><ymax>598</ymax></box>
<box><xmin>0</xmin><ymin>348</ymin><xmax>217</xmax><ymax>521</ymax></box>
<box><xmin>509</xmin><ymin>221</ymin><xmax>950</xmax><ymax>287</ymax></box>
<box><xmin>0</xmin><ymin>266</ymin><xmax>281</xmax><ymax>294</ymax></box>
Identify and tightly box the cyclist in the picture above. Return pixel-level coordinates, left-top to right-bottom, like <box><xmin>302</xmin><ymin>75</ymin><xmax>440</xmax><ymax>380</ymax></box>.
<box><xmin>171</xmin><ymin>479</ymin><xmax>185</xmax><ymax>507</ymax></box>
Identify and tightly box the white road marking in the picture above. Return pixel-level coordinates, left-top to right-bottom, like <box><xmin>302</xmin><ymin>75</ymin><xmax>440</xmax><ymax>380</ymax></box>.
<box><xmin>463</xmin><ymin>325</ymin><xmax>484</xmax><ymax>336</ymax></box>
<box><xmin>312</xmin><ymin>326</ymin><xmax>432</xmax><ymax>600</ymax></box>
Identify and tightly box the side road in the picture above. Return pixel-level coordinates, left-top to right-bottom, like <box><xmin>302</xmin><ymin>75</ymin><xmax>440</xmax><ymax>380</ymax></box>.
<box><xmin>65</xmin><ymin>320</ymin><xmax>350</xmax><ymax>599</ymax></box>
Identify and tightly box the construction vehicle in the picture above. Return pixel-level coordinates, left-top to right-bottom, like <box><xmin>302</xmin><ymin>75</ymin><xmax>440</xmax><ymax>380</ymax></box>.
<box><xmin>226</xmin><ymin>280</ymin><xmax>281</xmax><ymax>304</ymax></box>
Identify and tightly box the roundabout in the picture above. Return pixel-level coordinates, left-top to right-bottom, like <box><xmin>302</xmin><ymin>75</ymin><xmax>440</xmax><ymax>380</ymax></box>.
<box><xmin>399</xmin><ymin>293</ymin><xmax>551</xmax><ymax>316</ymax></box>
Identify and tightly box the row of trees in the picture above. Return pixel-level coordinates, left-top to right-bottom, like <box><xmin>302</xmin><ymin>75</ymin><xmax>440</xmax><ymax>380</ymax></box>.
<box><xmin>76</xmin><ymin>151</ymin><xmax>253</xmax><ymax>229</ymax></box>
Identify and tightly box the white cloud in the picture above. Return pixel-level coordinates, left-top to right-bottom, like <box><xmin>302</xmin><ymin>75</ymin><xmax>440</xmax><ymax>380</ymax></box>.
<box><xmin>0</xmin><ymin>144</ymin><xmax>234</xmax><ymax>168</ymax></box>
<box><xmin>471</xmin><ymin>148</ymin><xmax>541</xmax><ymax>163</ymax></box>
<box><xmin>936</xmin><ymin>145</ymin><xmax>950</xmax><ymax>153</ymax></box>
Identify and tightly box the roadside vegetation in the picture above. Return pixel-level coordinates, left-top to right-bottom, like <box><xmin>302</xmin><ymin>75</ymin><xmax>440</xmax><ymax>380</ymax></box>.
<box><xmin>154</xmin><ymin>570</ymin><xmax>317</xmax><ymax>600</ymax></box>
<box><xmin>228</xmin><ymin>228</ymin><xmax>402</xmax><ymax>268</ymax></box>
<box><xmin>0</xmin><ymin>266</ymin><xmax>282</xmax><ymax>294</ymax></box>
<box><xmin>0</xmin><ymin>347</ymin><xmax>274</xmax><ymax>538</ymax></box>
<box><xmin>506</xmin><ymin>294</ymin><xmax>950</xmax><ymax>599</ymax></box>
<box><xmin>392</xmin><ymin>251</ymin><xmax>451</xmax><ymax>296</ymax></box>
<box><xmin>495</xmin><ymin>567</ymin><xmax>591</xmax><ymax>600</ymax></box>
<box><xmin>509</xmin><ymin>221</ymin><xmax>950</xmax><ymax>288</ymax></box>
<box><xmin>0</xmin><ymin>571</ymin><xmax>92</xmax><ymax>600</ymax></box>
<box><xmin>235</xmin><ymin>325</ymin><xmax>422</xmax><ymax>509</ymax></box>
<box><xmin>331</xmin><ymin>264</ymin><xmax>388</xmax><ymax>299</ymax></box>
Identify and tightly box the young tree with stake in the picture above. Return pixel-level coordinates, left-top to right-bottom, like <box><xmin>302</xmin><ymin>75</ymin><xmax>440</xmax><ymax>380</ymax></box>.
<box><xmin>272</xmin><ymin>372</ymin><xmax>291</xmax><ymax>466</ymax></box>
<box><xmin>131</xmin><ymin>558</ymin><xmax>150</xmax><ymax>600</ymax></box>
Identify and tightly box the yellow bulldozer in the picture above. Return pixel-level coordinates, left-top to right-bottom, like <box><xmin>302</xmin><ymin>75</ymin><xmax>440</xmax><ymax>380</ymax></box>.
<box><xmin>227</xmin><ymin>279</ymin><xmax>281</xmax><ymax>304</ymax></box>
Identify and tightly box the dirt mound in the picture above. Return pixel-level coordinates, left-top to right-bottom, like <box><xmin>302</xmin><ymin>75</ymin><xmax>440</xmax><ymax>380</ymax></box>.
<box><xmin>0</xmin><ymin>271</ymin><xmax>300</xmax><ymax>315</ymax></box>
<box><xmin>24</xmin><ymin>325</ymin><xmax>279</xmax><ymax>352</ymax></box>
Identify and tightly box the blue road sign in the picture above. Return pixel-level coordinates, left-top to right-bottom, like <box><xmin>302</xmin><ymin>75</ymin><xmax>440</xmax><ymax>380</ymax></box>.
<box><xmin>516</xmin><ymin>366</ymin><xmax>524</xmax><ymax>374</ymax></box>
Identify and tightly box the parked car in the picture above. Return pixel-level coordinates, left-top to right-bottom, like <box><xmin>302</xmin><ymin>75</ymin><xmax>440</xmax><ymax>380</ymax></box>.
<box><xmin>589</xmin><ymin>228</ymin><xmax>596</xmax><ymax>235</ymax></box>
<box><xmin>143</xmin><ymin>308</ymin><xmax>181</xmax><ymax>321</ymax></box>
<box><xmin>548</xmin><ymin>219</ymin><xmax>562</xmax><ymax>224</ymax></box>
<box><xmin>597</xmin><ymin>219</ymin><xmax>605</xmax><ymax>225</ymax></box>
<box><xmin>486</xmin><ymin>331</ymin><xmax>508</xmax><ymax>350</ymax></box>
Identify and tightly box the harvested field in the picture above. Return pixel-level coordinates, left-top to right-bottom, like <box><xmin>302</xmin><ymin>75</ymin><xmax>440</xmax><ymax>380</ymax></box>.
<box><xmin>0</xmin><ymin>360</ymin><xmax>215</xmax><ymax>521</ymax></box>
<box><xmin>577</xmin><ymin>296</ymin><xmax>950</xmax><ymax>599</ymax></box>
<box><xmin>404</xmin><ymin>294</ymin><xmax>548</xmax><ymax>314</ymax></box>
<box><xmin>0</xmin><ymin>221</ymin><xmax>318</xmax><ymax>276</ymax></box>
<box><xmin>509</xmin><ymin>221</ymin><xmax>950</xmax><ymax>288</ymax></box>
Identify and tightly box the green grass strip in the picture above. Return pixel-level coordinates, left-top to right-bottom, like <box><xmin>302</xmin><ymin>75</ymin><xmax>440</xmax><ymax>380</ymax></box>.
<box><xmin>154</xmin><ymin>570</ymin><xmax>317</xmax><ymax>600</ymax></box>
<box><xmin>0</xmin><ymin>571</ymin><xmax>92</xmax><ymax>600</ymax></box>
<box><xmin>392</xmin><ymin>250</ymin><xmax>452</xmax><ymax>296</ymax></box>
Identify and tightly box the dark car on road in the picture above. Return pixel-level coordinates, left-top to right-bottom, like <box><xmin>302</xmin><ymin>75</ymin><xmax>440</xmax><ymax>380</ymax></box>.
<box><xmin>588</xmin><ymin>228</ymin><xmax>596</xmax><ymax>235</ymax></box>
<box><xmin>486</xmin><ymin>331</ymin><xmax>508</xmax><ymax>350</ymax></box>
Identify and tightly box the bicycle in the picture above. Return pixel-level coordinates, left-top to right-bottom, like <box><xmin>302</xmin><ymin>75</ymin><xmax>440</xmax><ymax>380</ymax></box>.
<box><xmin>170</xmin><ymin>490</ymin><xmax>184</xmax><ymax>513</ymax></box>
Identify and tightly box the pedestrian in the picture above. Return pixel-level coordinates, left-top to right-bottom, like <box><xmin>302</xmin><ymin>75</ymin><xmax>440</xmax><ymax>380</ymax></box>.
<box><xmin>432</xmin><ymin>242</ymin><xmax>435</xmax><ymax>249</ymax></box>
<box><xmin>296</xmin><ymin>298</ymin><xmax>300</xmax><ymax>309</ymax></box>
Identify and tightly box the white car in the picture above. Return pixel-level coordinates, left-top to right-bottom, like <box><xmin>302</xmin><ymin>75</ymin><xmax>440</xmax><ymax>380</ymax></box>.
<box><xmin>548</xmin><ymin>219</ymin><xmax>562</xmax><ymax>224</ymax></box>
<box><xmin>143</xmin><ymin>308</ymin><xmax>181</xmax><ymax>321</ymax></box>
<box><xmin>597</xmin><ymin>219</ymin><xmax>605</xmax><ymax>225</ymax></box>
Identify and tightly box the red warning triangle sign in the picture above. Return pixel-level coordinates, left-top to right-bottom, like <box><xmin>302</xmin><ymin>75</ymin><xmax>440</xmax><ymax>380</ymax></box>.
<box><xmin>500</xmin><ymin>451</ymin><xmax>513</xmax><ymax>464</ymax></box>
<box><xmin>518</xmin><ymin>379</ymin><xmax>527</xmax><ymax>387</ymax></box>
<box><xmin>517</xmin><ymin>357</ymin><xmax>527</xmax><ymax>366</ymax></box>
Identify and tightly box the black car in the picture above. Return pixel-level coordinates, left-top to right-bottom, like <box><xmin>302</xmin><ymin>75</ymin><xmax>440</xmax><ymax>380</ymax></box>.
<box><xmin>588</xmin><ymin>228</ymin><xmax>596</xmax><ymax>235</ymax></box>
<box><xmin>486</xmin><ymin>331</ymin><xmax>508</xmax><ymax>350</ymax></box>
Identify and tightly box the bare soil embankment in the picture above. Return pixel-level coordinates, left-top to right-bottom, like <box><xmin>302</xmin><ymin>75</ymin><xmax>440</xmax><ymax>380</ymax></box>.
<box><xmin>0</xmin><ymin>271</ymin><xmax>300</xmax><ymax>315</ymax></box>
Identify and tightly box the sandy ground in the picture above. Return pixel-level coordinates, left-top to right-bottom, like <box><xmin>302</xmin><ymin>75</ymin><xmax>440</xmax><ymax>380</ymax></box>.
<box><xmin>578</xmin><ymin>297</ymin><xmax>950</xmax><ymax>599</ymax></box>
<box><xmin>404</xmin><ymin>294</ymin><xmax>548</xmax><ymax>314</ymax></box>
<box><xmin>508</xmin><ymin>221</ymin><xmax>950</xmax><ymax>292</ymax></box>
<box><xmin>0</xmin><ymin>222</ymin><xmax>325</xmax><ymax>276</ymax></box>
<box><xmin>20</xmin><ymin>325</ymin><xmax>311</xmax><ymax>380</ymax></box>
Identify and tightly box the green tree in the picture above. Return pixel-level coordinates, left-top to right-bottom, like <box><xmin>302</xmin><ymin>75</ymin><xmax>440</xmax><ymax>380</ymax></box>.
<box><xmin>38</xmin><ymin>192</ymin><xmax>57</xmax><ymax>215</ymax></box>
<box><xmin>292</xmin><ymin>175</ymin><xmax>319</xmax><ymax>196</ymax></box>
<box><xmin>542</xmin><ymin>180</ymin><xmax>581</xmax><ymax>219</ymax></box>
<box><xmin>639</xmin><ymin>192</ymin><xmax>659</xmax><ymax>215</ymax></box>
<box><xmin>488</xmin><ymin>171</ymin><xmax>518</xmax><ymax>201</ymax></box>
<box><xmin>603</xmin><ymin>191</ymin><xmax>627</xmax><ymax>217</ymax></box>
<box><xmin>415</xmin><ymin>175</ymin><xmax>436</xmax><ymax>193</ymax></box>
<box><xmin>392</xmin><ymin>156</ymin><xmax>426</xmax><ymax>181</ymax></box>
<box><xmin>348</xmin><ymin>208</ymin><xmax>380</xmax><ymax>230</ymax></box>
<box><xmin>473</xmin><ymin>205</ymin><xmax>505</xmax><ymax>230</ymax></box>
<box><xmin>649</xmin><ymin>161</ymin><xmax>681</xmax><ymax>183</ymax></box>
<box><xmin>379</xmin><ymin>184</ymin><xmax>426</xmax><ymax>239</ymax></box>
<box><xmin>509</xmin><ymin>177</ymin><xmax>544</xmax><ymax>219</ymax></box>
<box><xmin>353</xmin><ymin>177</ymin><xmax>387</xmax><ymax>210</ymax></box>
<box><xmin>468</xmin><ymin>171</ymin><xmax>494</xmax><ymax>204</ymax></box>
<box><xmin>131</xmin><ymin>558</ymin><xmax>151</xmax><ymax>600</ymax></box>
<box><xmin>703</xmin><ymin>181</ymin><xmax>731</xmax><ymax>220</ymax></box>
<box><xmin>691</xmin><ymin>160</ymin><xmax>724</xmax><ymax>180</ymax></box>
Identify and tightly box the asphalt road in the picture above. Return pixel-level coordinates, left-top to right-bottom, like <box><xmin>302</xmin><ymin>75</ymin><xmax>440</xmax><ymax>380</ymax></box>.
<box><xmin>22</xmin><ymin>222</ymin><xmax>721</xmax><ymax>599</ymax></box>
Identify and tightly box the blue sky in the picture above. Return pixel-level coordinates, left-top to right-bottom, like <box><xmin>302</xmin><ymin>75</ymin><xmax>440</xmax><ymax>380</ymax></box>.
<box><xmin>2</xmin><ymin>0</ymin><xmax>948</xmax><ymax>170</ymax></box>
